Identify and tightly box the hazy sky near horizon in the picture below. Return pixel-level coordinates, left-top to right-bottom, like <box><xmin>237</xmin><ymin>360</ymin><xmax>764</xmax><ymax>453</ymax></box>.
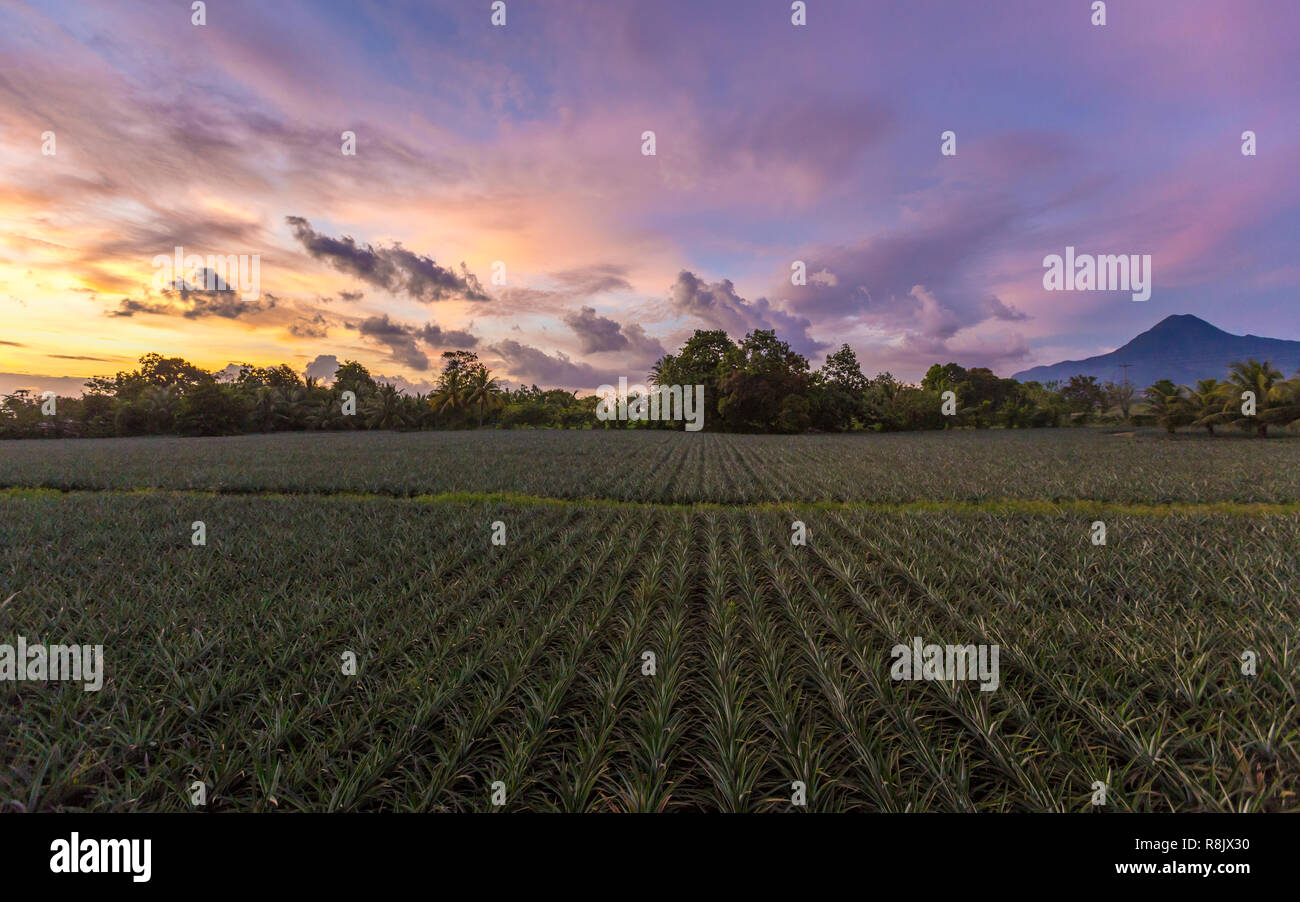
<box><xmin>2</xmin><ymin>0</ymin><xmax>1297</xmax><ymax>393</ymax></box>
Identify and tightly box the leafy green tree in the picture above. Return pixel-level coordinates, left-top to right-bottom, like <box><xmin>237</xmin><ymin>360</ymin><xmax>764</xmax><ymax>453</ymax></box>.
<box><xmin>79</xmin><ymin>390</ymin><xmax>115</xmax><ymax>437</ymax></box>
<box><xmin>333</xmin><ymin>360</ymin><xmax>377</xmax><ymax>396</ymax></box>
<box><xmin>175</xmin><ymin>382</ymin><xmax>247</xmax><ymax>435</ymax></box>
<box><xmin>1061</xmin><ymin>375</ymin><xmax>1106</xmax><ymax>424</ymax></box>
<box><xmin>821</xmin><ymin>344</ymin><xmax>868</xmax><ymax>394</ymax></box>
<box><xmin>0</xmin><ymin>391</ymin><xmax>43</xmax><ymax>438</ymax></box>
<box><xmin>1103</xmin><ymin>380</ymin><xmax>1135</xmax><ymax>421</ymax></box>
<box><xmin>232</xmin><ymin>363</ymin><xmax>303</xmax><ymax>390</ymax></box>
<box><xmin>811</xmin><ymin>344</ymin><xmax>867</xmax><ymax>431</ymax></box>
<box><xmin>921</xmin><ymin>362</ymin><xmax>967</xmax><ymax>394</ymax></box>
<box><xmin>716</xmin><ymin>329</ymin><xmax>810</xmax><ymax>432</ymax></box>
<box><xmin>137</xmin><ymin>353</ymin><xmax>213</xmax><ymax>392</ymax></box>
<box><xmin>139</xmin><ymin>384</ymin><xmax>180</xmax><ymax>434</ymax></box>
<box><xmin>776</xmin><ymin>393</ymin><xmax>812</xmax><ymax>433</ymax></box>
<box><xmin>956</xmin><ymin>367</ymin><xmax>1015</xmax><ymax>428</ymax></box>
<box><xmin>896</xmin><ymin>386</ymin><xmax>947</xmax><ymax>431</ymax></box>
<box><xmin>861</xmin><ymin>372</ymin><xmax>905</xmax><ymax>430</ymax></box>
<box><xmin>997</xmin><ymin>381</ymin><xmax>1057</xmax><ymax>428</ymax></box>
<box><xmin>18</xmin><ymin>326</ymin><xmax>1290</xmax><ymax>441</ymax></box>
<box><xmin>1015</xmin><ymin>381</ymin><xmax>1067</xmax><ymax>427</ymax></box>
<box><xmin>651</xmin><ymin>329</ymin><xmax>738</xmax><ymax>428</ymax></box>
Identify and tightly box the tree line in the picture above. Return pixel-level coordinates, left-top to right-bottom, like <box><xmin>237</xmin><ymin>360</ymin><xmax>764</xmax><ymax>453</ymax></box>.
<box><xmin>3</xmin><ymin>329</ymin><xmax>1298</xmax><ymax>438</ymax></box>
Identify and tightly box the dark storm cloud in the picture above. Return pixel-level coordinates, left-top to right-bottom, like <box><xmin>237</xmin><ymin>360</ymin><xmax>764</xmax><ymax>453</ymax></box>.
<box><xmin>356</xmin><ymin>314</ymin><xmax>430</xmax><ymax>370</ymax></box>
<box><xmin>668</xmin><ymin>270</ymin><xmax>825</xmax><ymax>356</ymax></box>
<box><xmin>984</xmin><ymin>295</ymin><xmax>1029</xmax><ymax>323</ymax></box>
<box><xmin>288</xmin><ymin>313</ymin><xmax>329</xmax><ymax>338</ymax></box>
<box><xmin>286</xmin><ymin>216</ymin><xmax>488</xmax><ymax>303</ymax></box>
<box><xmin>413</xmin><ymin>322</ymin><xmax>478</xmax><ymax>349</ymax></box>
<box><xmin>564</xmin><ymin>306</ymin><xmax>628</xmax><ymax>353</ymax></box>
<box><xmin>621</xmin><ymin>323</ymin><xmax>667</xmax><ymax>360</ymax></box>
<box><xmin>350</xmin><ymin>314</ymin><xmax>480</xmax><ymax>371</ymax></box>
<box><xmin>490</xmin><ymin>339</ymin><xmax>607</xmax><ymax>389</ymax></box>
<box><xmin>563</xmin><ymin>305</ymin><xmax>667</xmax><ymax>359</ymax></box>
<box><xmin>109</xmin><ymin>279</ymin><xmax>277</xmax><ymax>320</ymax></box>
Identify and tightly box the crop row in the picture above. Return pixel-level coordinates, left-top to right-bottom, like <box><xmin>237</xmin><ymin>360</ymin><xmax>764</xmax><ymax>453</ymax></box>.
<box><xmin>2</xmin><ymin>492</ymin><xmax>1294</xmax><ymax>811</ymax></box>
<box><xmin>1</xmin><ymin>428</ymin><xmax>1298</xmax><ymax>503</ymax></box>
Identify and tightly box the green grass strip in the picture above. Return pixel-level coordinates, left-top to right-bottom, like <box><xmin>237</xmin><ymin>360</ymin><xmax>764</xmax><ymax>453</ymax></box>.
<box><xmin>2</xmin><ymin>485</ymin><xmax>1299</xmax><ymax>516</ymax></box>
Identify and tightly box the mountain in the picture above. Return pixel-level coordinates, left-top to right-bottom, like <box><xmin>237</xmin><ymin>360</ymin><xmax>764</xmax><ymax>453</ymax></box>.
<box><xmin>1011</xmin><ymin>315</ymin><xmax>1300</xmax><ymax>389</ymax></box>
<box><xmin>0</xmin><ymin>372</ymin><xmax>93</xmax><ymax>398</ymax></box>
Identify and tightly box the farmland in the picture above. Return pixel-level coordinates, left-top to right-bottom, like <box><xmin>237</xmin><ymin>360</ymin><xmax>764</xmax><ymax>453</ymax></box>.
<box><xmin>1</xmin><ymin>429</ymin><xmax>1298</xmax><ymax>811</ymax></box>
<box><xmin>1</xmin><ymin>427</ymin><xmax>1299</xmax><ymax>504</ymax></box>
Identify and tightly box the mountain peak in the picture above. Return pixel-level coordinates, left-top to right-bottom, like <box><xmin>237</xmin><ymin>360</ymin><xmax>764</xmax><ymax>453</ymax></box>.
<box><xmin>1120</xmin><ymin>314</ymin><xmax>1231</xmax><ymax>353</ymax></box>
<box><xmin>1012</xmin><ymin>315</ymin><xmax>1300</xmax><ymax>388</ymax></box>
<box><xmin>1145</xmin><ymin>313</ymin><xmax>1226</xmax><ymax>336</ymax></box>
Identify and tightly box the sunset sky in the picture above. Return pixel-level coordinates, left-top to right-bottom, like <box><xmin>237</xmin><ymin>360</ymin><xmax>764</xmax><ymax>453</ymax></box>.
<box><xmin>2</xmin><ymin>0</ymin><xmax>1297</xmax><ymax>395</ymax></box>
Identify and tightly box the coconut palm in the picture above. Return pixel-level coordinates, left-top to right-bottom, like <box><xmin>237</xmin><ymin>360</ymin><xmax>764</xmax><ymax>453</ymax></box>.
<box><xmin>272</xmin><ymin>385</ymin><xmax>308</xmax><ymax>429</ymax></box>
<box><xmin>464</xmin><ymin>368</ymin><xmax>501</xmax><ymax>427</ymax></box>
<box><xmin>139</xmin><ymin>384</ymin><xmax>180</xmax><ymax>434</ymax></box>
<box><xmin>363</xmin><ymin>383</ymin><xmax>408</xmax><ymax>430</ymax></box>
<box><xmin>1259</xmin><ymin>372</ymin><xmax>1300</xmax><ymax>430</ymax></box>
<box><xmin>409</xmin><ymin>392</ymin><xmax>437</xmax><ymax>429</ymax></box>
<box><xmin>1182</xmin><ymin>378</ymin><xmax>1229</xmax><ymax>435</ymax></box>
<box><xmin>1142</xmin><ymin>379</ymin><xmax>1187</xmax><ymax>434</ymax></box>
<box><xmin>301</xmin><ymin>378</ymin><xmax>336</xmax><ymax>430</ymax></box>
<box><xmin>648</xmin><ymin>357</ymin><xmax>666</xmax><ymax>387</ymax></box>
<box><xmin>1225</xmin><ymin>359</ymin><xmax>1284</xmax><ymax>436</ymax></box>
<box><xmin>250</xmin><ymin>386</ymin><xmax>276</xmax><ymax>432</ymax></box>
<box><xmin>430</xmin><ymin>370</ymin><xmax>465</xmax><ymax>423</ymax></box>
<box><xmin>303</xmin><ymin>396</ymin><xmax>336</xmax><ymax>430</ymax></box>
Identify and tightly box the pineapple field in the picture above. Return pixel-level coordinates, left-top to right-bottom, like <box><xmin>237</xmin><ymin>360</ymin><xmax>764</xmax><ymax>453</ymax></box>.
<box><xmin>1</xmin><ymin>429</ymin><xmax>1297</xmax><ymax>812</ymax></box>
<box><xmin>2</xmin><ymin>428</ymin><xmax>1300</xmax><ymax>504</ymax></box>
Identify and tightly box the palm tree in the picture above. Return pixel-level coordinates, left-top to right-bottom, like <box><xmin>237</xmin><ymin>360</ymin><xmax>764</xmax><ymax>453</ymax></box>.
<box><xmin>301</xmin><ymin>378</ymin><xmax>338</xmax><ymax>430</ymax></box>
<box><xmin>648</xmin><ymin>357</ymin><xmax>666</xmax><ymax>387</ymax></box>
<box><xmin>250</xmin><ymin>386</ymin><xmax>276</xmax><ymax>432</ymax></box>
<box><xmin>139</xmin><ymin>384</ymin><xmax>180</xmax><ymax>434</ymax></box>
<box><xmin>363</xmin><ymin>383</ymin><xmax>408</xmax><ymax>430</ymax></box>
<box><xmin>1182</xmin><ymin>378</ymin><xmax>1228</xmax><ymax>435</ymax></box>
<box><xmin>272</xmin><ymin>385</ymin><xmax>307</xmax><ymax>429</ymax></box>
<box><xmin>410</xmin><ymin>392</ymin><xmax>437</xmax><ymax>429</ymax></box>
<box><xmin>1142</xmin><ymin>380</ymin><xmax>1187</xmax><ymax>434</ymax></box>
<box><xmin>463</xmin><ymin>368</ymin><xmax>501</xmax><ymax>427</ymax></box>
<box><xmin>1226</xmin><ymin>359</ymin><xmax>1284</xmax><ymax>436</ymax></box>
<box><xmin>430</xmin><ymin>369</ymin><xmax>465</xmax><ymax>424</ymax></box>
<box><xmin>1259</xmin><ymin>372</ymin><xmax>1300</xmax><ymax>430</ymax></box>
